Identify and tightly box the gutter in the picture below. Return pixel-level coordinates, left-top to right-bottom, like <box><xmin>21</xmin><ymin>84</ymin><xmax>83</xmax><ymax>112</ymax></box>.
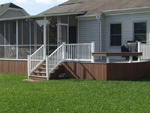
<box><xmin>101</xmin><ymin>6</ymin><xmax>150</xmax><ymax>13</ymax></box>
<box><xmin>0</xmin><ymin>11</ymin><xmax>85</xmax><ymax>21</ymax></box>
<box><xmin>101</xmin><ymin>6</ymin><xmax>150</xmax><ymax>16</ymax></box>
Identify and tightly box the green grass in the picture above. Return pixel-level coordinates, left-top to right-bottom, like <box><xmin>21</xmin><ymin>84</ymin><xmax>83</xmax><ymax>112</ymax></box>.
<box><xmin>0</xmin><ymin>73</ymin><xmax>150</xmax><ymax>113</ymax></box>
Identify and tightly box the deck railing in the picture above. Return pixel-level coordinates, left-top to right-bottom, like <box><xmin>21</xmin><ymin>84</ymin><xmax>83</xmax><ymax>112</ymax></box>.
<box><xmin>65</xmin><ymin>43</ymin><xmax>93</xmax><ymax>62</ymax></box>
<box><xmin>28</xmin><ymin>45</ymin><xmax>45</xmax><ymax>77</ymax></box>
<box><xmin>138</xmin><ymin>42</ymin><xmax>150</xmax><ymax>60</ymax></box>
<box><xmin>46</xmin><ymin>42</ymin><xmax>95</xmax><ymax>80</ymax></box>
<box><xmin>28</xmin><ymin>42</ymin><xmax>95</xmax><ymax>80</ymax></box>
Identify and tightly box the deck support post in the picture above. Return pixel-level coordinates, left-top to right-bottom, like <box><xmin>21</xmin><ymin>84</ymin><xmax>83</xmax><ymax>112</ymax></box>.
<box><xmin>138</xmin><ymin>42</ymin><xmax>141</xmax><ymax>62</ymax></box>
<box><xmin>91</xmin><ymin>42</ymin><xmax>95</xmax><ymax>62</ymax></box>
<box><xmin>106</xmin><ymin>56</ymin><xmax>110</xmax><ymax>63</ymax></box>
<box><xmin>62</xmin><ymin>42</ymin><xmax>66</xmax><ymax>60</ymax></box>
<box><xmin>28</xmin><ymin>55</ymin><xmax>31</xmax><ymax>78</ymax></box>
<box><xmin>138</xmin><ymin>56</ymin><xmax>141</xmax><ymax>62</ymax></box>
<box><xmin>46</xmin><ymin>56</ymin><xmax>49</xmax><ymax>80</ymax></box>
<box><xmin>129</xmin><ymin>56</ymin><xmax>133</xmax><ymax>63</ymax></box>
<box><xmin>138</xmin><ymin>41</ymin><xmax>141</xmax><ymax>52</ymax></box>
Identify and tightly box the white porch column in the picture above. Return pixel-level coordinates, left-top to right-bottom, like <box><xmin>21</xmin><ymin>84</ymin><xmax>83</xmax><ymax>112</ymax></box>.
<box><xmin>16</xmin><ymin>20</ymin><xmax>18</xmax><ymax>59</ymax></box>
<box><xmin>43</xmin><ymin>17</ymin><xmax>47</xmax><ymax>58</ymax></box>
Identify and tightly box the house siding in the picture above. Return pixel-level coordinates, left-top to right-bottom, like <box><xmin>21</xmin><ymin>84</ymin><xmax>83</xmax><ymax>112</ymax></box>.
<box><xmin>102</xmin><ymin>12</ymin><xmax>150</xmax><ymax>53</ymax></box>
<box><xmin>78</xmin><ymin>19</ymin><xmax>100</xmax><ymax>52</ymax></box>
<box><xmin>0</xmin><ymin>10</ymin><xmax>25</xmax><ymax>18</ymax></box>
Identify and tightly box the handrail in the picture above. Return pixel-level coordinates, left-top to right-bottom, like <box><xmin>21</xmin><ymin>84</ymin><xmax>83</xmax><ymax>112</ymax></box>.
<box><xmin>46</xmin><ymin>43</ymin><xmax>65</xmax><ymax>80</ymax></box>
<box><xmin>30</xmin><ymin>45</ymin><xmax>44</xmax><ymax>57</ymax></box>
<box><xmin>28</xmin><ymin>45</ymin><xmax>45</xmax><ymax>77</ymax></box>
<box><xmin>48</xmin><ymin>43</ymin><xmax>64</xmax><ymax>58</ymax></box>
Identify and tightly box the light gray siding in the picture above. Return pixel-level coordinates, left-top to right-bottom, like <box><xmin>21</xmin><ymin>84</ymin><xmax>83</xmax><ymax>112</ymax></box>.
<box><xmin>102</xmin><ymin>12</ymin><xmax>150</xmax><ymax>53</ymax></box>
<box><xmin>0</xmin><ymin>10</ymin><xmax>25</xmax><ymax>18</ymax></box>
<box><xmin>78</xmin><ymin>19</ymin><xmax>100</xmax><ymax>52</ymax></box>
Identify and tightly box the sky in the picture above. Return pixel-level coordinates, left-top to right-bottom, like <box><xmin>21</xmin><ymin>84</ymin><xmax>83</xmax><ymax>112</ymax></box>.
<box><xmin>0</xmin><ymin>0</ymin><xmax>68</xmax><ymax>15</ymax></box>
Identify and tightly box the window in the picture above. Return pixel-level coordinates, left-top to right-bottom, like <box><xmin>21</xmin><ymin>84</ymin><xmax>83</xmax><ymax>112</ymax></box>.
<box><xmin>110</xmin><ymin>24</ymin><xmax>121</xmax><ymax>46</ymax></box>
<box><xmin>134</xmin><ymin>22</ymin><xmax>146</xmax><ymax>42</ymax></box>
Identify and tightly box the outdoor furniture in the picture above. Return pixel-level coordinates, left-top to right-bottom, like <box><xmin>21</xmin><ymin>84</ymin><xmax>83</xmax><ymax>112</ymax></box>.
<box><xmin>92</xmin><ymin>52</ymin><xmax>142</xmax><ymax>63</ymax></box>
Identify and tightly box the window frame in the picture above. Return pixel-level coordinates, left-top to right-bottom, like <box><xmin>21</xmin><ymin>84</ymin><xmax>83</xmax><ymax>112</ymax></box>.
<box><xmin>110</xmin><ymin>23</ymin><xmax>122</xmax><ymax>46</ymax></box>
<box><xmin>134</xmin><ymin>22</ymin><xmax>147</xmax><ymax>42</ymax></box>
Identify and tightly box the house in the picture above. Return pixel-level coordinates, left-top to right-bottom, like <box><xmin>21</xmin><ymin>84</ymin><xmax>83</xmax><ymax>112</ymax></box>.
<box><xmin>0</xmin><ymin>0</ymin><xmax>150</xmax><ymax>80</ymax></box>
<box><xmin>0</xmin><ymin>3</ymin><xmax>29</xmax><ymax>18</ymax></box>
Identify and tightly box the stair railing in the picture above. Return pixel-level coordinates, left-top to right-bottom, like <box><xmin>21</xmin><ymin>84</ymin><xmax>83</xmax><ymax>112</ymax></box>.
<box><xmin>46</xmin><ymin>43</ymin><xmax>65</xmax><ymax>80</ymax></box>
<box><xmin>28</xmin><ymin>45</ymin><xmax>45</xmax><ymax>77</ymax></box>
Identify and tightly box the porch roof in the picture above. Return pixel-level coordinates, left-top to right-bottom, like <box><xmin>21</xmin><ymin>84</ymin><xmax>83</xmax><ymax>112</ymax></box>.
<box><xmin>39</xmin><ymin>0</ymin><xmax>150</xmax><ymax>16</ymax></box>
<box><xmin>0</xmin><ymin>11</ymin><xmax>85</xmax><ymax>21</ymax></box>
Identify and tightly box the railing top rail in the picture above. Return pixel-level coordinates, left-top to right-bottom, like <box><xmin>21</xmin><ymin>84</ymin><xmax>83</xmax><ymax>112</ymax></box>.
<box><xmin>48</xmin><ymin>43</ymin><xmax>64</xmax><ymax>58</ymax></box>
<box><xmin>141</xmin><ymin>43</ymin><xmax>150</xmax><ymax>45</ymax></box>
<box><xmin>65</xmin><ymin>43</ymin><xmax>91</xmax><ymax>45</ymax></box>
<box><xmin>30</xmin><ymin>45</ymin><xmax>44</xmax><ymax>58</ymax></box>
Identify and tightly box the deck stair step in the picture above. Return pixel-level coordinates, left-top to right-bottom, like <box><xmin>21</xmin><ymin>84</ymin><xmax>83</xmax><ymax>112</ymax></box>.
<box><xmin>34</xmin><ymin>71</ymin><xmax>46</xmax><ymax>74</ymax></box>
<box><xmin>42</xmin><ymin>64</ymin><xmax>56</xmax><ymax>66</ymax></box>
<box><xmin>37</xmin><ymin>68</ymin><xmax>55</xmax><ymax>71</ymax></box>
<box><xmin>38</xmin><ymin>68</ymin><xmax>46</xmax><ymax>70</ymax></box>
<box><xmin>29</xmin><ymin>75</ymin><xmax>47</xmax><ymax>80</ymax></box>
<box><xmin>30</xmin><ymin>75</ymin><xmax>47</xmax><ymax>78</ymax></box>
<box><xmin>30</xmin><ymin>60</ymin><xmax>63</xmax><ymax>80</ymax></box>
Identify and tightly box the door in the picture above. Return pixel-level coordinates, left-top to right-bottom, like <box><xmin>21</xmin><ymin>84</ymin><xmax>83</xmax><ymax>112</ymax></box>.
<box><xmin>69</xmin><ymin>26</ymin><xmax>77</xmax><ymax>43</ymax></box>
<box><xmin>57</xmin><ymin>23</ymin><xmax>69</xmax><ymax>45</ymax></box>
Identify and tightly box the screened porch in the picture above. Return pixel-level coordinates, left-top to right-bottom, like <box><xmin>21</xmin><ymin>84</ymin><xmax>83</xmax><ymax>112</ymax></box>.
<box><xmin>0</xmin><ymin>14</ymin><xmax>78</xmax><ymax>60</ymax></box>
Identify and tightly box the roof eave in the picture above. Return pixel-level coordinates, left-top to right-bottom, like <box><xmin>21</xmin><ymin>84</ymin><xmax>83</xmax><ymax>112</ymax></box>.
<box><xmin>0</xmin><ymin>11</ymin><xmax>86</xmax><ymax>21</ymax></box>
<box><xmin>101</xmin><ymin>6</ymin><xmax>150</xmax><ymax>16</ymax></box>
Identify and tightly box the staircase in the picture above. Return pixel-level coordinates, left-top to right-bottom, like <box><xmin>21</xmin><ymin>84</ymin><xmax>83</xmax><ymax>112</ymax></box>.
<box><xmin>29</xmin><ymin>61</ymin><xmax>63</xmax><ymax>80</ymax></box>
<box><xmin>28</xmin><ymin>42</ymin><xmax>94</xmax><ymax>80</ymax></box>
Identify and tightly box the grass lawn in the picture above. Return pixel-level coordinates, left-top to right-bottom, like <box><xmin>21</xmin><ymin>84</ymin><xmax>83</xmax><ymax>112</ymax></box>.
<box><xmin>0</xmin><ymin>73</ymin><xmax>150</xmax><ymax>113</ymax></box>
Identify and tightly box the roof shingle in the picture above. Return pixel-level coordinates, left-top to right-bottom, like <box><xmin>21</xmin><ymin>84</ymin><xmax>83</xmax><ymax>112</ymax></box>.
<box><xmin>39</xmin><ymin>0</ymin><xmax>150</xmax><ymax>16</ymax></box>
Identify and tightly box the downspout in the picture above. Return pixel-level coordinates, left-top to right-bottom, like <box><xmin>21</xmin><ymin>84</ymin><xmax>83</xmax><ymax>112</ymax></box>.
<box><xmin>96</xmin><ymin>12</ymin><xmax>102</xmax><ymax>53</ymax></box>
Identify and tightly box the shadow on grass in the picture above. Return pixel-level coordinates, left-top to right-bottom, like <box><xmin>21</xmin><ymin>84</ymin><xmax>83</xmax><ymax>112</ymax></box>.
<box><xmin>51</xmin><ymin>78</ymin><xmax>98</xmax><ymax>83</ymax></box>
<box><xmin>54</xmin><ymin>77</ymin><xmax>150</xmax><ymax>83</ymax></box>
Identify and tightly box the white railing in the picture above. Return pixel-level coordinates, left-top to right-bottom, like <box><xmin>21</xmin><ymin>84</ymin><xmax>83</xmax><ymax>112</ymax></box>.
<box><xmin>46</xmin><ymin>42</ymin><xmax>95</xmax><ymax>80</ymax></box>
<box><xmin>28</xmin><ymin>42</ymin><xmax>95</xmax><ymax>80</ymax></box>
<box><xmin>28</xmin><ymin>45</ymin><xmax>45</xmax><ymax>77</ymax></box>
<box><xmin>138</xmin><ymin>42</ymin><xmax>150</xmax><ymax>59</ymax></box>
<box><xmin>46</xmin><ymin>43</ymin><xmax>65</xmax><ymax>80</ymax></box>
<box><xmin>65</xmin><ymin>43</ymin><xmax>93</xmax><ymax>61</ymax></box>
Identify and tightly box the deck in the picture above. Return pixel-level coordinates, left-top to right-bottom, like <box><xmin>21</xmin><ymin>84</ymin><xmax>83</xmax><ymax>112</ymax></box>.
<box><xmin>0</xmin><ymin>59</ymin><xmax>150</xmax><ymax>80</ymax></box>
